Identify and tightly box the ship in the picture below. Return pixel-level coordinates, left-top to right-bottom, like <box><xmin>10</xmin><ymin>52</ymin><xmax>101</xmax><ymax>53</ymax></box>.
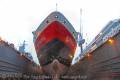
<box><xmin>32</xmin><ymin>11</ymin><xmax>78</xmax><ymax>77</ymax></box>
<box><xmin>65</xmin><ymin>19</ymin><xmax>120</xmax><ymax>80</ymax></box>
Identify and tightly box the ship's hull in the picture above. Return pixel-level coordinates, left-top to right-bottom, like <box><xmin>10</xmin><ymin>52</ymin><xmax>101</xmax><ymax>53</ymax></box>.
<box><xmin>33</xmin><ymin>11</ymin><xmax>77</xmax><ymax>76</ymax></box>
<box><xmin>35</xmin><ymin>21</ymin><xmax>76</xmax><ymax>66</ymax></box>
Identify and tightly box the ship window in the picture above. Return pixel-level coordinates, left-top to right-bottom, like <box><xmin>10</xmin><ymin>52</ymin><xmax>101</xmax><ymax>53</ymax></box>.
<box><xmin>55</xmin><ymin>15</ymin><xmax>58</xmax><ymax>18</ymax></box>
<box><xmin>46</xmin><ymin>20</ymin><xmax>49</xmax><ymax>23</ymax></box>
<box><xmin>64</xmin><ymin>21</ymin><xmax>66</xmax><ymax>24</ymax></box>
<box><xmin>73</xmin><ymin>32</ymin><xmax>75</xmax><ymax>35</ymax></box>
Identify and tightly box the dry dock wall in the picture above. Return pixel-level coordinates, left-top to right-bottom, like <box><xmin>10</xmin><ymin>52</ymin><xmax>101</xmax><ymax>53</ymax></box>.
<box><xmin>66</xmin><ymin>32</ymin><xmax>120</xmax><ymax>80</ymax></box>
<box><xmin>0</xmin><ymin>43</ymin><xmax>28</xmax><ymax>74</ymax></box>
<box><xmin>0</xmin><ymin>41</ymin><xmax>42</xmax><ymax>79</ymax></box>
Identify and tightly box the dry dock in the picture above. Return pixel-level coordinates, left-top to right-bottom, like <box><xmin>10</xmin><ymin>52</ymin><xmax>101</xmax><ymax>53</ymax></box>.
<box><xmin>65</xmin><ymin>31</ymin><xmax>120</xmax><ymax>80</ymax></box>
<box><xmin>0</xmin><ymin>40</ymin><xmax>42</xmax><ymax>79</ymax></box>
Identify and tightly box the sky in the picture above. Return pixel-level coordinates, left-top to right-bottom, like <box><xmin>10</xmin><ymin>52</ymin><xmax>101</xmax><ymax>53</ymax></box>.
<box><xmin>0</xmin><ymin>0</ymin><xmax>120</xmax><ymax>64</ymax></box>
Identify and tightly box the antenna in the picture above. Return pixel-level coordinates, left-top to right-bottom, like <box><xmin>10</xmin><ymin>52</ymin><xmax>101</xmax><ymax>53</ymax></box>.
<box><xmin>56</xmin><ymin>3</ymin><xmax>58</xmax><ymax>11</ymax></box>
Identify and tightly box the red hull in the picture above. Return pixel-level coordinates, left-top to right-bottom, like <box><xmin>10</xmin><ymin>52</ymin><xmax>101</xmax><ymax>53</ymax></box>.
<box><xmin>35</xmin><ymin>21</ymin><xmax>77</xmax><ymax>54</ymax></box>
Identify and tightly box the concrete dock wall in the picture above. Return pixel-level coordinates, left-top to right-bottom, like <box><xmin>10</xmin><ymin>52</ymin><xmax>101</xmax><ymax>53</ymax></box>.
<box><xmin>66</xmin><ymin>32</ymin><xmax>120</xmax><ymax>80</ymax></box>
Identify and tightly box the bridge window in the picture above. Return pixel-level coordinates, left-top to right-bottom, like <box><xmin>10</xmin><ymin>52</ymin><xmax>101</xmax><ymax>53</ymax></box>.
<box><xmin>55</xmin><ymin>15</ymin><xmax>58</xmax><ymax>18</ymax></box>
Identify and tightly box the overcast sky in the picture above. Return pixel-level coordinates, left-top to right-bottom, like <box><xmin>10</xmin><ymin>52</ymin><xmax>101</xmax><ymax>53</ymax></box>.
<box><xmin>0</xmin><ymin>0</ymin><xmax>120</xmax><ymax>64</ymax></box>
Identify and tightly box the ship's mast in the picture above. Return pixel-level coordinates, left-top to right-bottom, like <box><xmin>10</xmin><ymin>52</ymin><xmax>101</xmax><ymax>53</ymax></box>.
<box><xmin>56</xmin><ymin>3</ymin><xmax>58</xmax><ymax>11</ymax></box>
<box><xmin>19</xmin><ymin>40</ymin><xmax>27</xmax><ymax>53</ymax></box>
